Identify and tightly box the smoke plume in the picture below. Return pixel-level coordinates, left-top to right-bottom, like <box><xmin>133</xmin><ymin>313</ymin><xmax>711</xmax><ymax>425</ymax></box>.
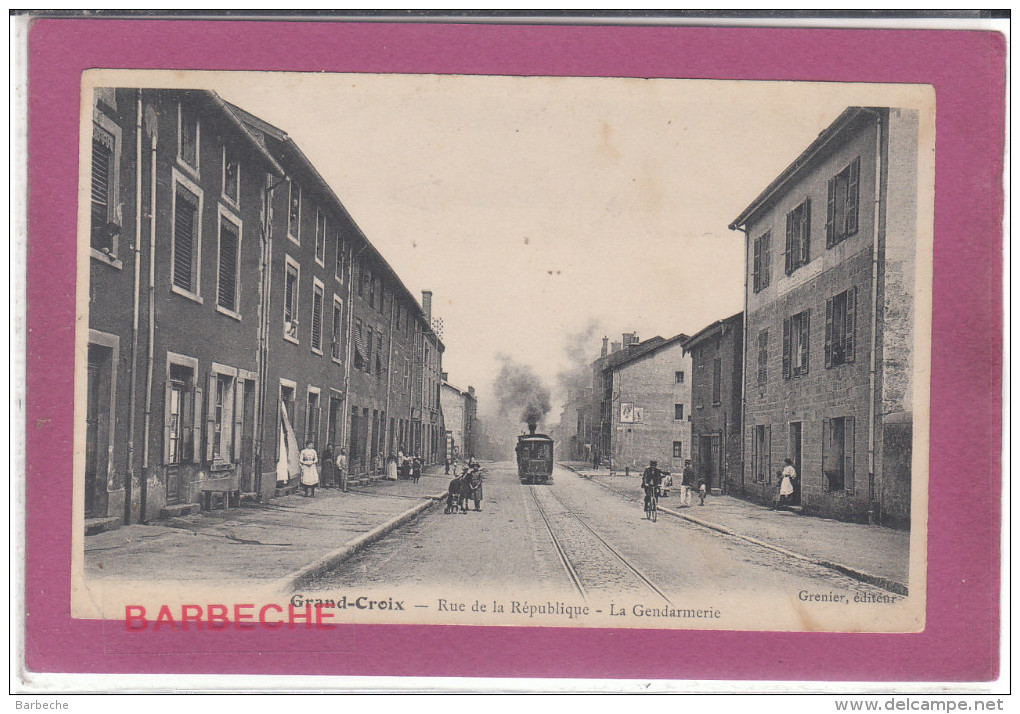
<box><xmin>493</xmin><ymin>354</ymin><xmax>552</xmax><ymax>430</ymax></box>
<box><xmin>556</xmin><ymin>320</ymin><xmax>600</xmax><ymax>401</ymax></box>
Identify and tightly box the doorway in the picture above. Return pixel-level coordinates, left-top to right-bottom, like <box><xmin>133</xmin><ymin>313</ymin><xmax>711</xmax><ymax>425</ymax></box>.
<box><xmin>789</xmin><ymin>421</ymin><xmax>803</xmax><ymax>506</ymax></box>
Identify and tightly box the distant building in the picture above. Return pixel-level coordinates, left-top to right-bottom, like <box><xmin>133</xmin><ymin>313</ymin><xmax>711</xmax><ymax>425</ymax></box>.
<box><xmin>684</xmin><ymin>313</ymin><xmax>743</xmax><ymax>494</ymax></box>
<box><xmin>730</xmin><ymin>107</ymin><xmax>917</xmax><ymax>526</ymax></box>
<box><xmin>593</xmin><ymin>333</ymin><xmax>692</xmax><ymax>473</ymax></box>
<box><xmin>440</xmin><ymin>374</ymin><xmax>477</xmax><ymax>461</ymax></box>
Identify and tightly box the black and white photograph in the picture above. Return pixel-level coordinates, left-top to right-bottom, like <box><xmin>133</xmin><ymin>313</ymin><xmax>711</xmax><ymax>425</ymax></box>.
<box><xmin>74</xmin><ymin>70</ymin><xmax>933</xmax><ymax>632</ymax></box>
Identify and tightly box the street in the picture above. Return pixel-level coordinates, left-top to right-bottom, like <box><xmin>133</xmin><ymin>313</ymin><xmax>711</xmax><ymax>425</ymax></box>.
<box><xmin>307</xmin><ymin>462</ymin><xmax>897</xmax><ymax>603</ymax></box>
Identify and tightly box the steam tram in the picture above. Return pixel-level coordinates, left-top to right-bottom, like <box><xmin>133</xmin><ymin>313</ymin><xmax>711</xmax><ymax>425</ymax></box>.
<box><xmin>516</xmin><ymin>425</ymin><xmax>554</xmax><ymax>484</ymax></box>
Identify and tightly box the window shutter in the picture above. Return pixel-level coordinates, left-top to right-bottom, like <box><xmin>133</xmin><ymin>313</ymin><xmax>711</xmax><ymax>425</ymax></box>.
<box><xmin>765</xmin><ymin>425</ymin><xmax>772</xmax><ymax>484</ymax></box>
<box><xmin>825</xmin><ymin>297</ymin><xmax>834</xmax><ymax>368</ymax></box>
<box><xmin>191</xmin><ymin>382</ymin><xmax>202</xmax><ymax>463</ymax></box>
<box><xmin>785</xmin><ymin>212</ymin><xmax>794</xmax><ymax>275</ymax></box>
<box><xmin>762</xmin><ymin>233</ymin><xmax>771</xmax><ymax>288</ymax></box>
<box><xmin>782</xmin><ymin>317</ymin><xmax>791</xmax><ymax>379</ymax></box>
<box><xmin>801</xmin><ymin>310</ymin><xmax>811</xmax><ymax>374</ymax></box>
<box><xmin>753</xmin><ymin>237</ymin><xmax>761</xmax><ymax>292</ymax></box>
<box><xmin>749</xmin><ymin>427</ymin><xmax>756</xmax><ymax>482</ymax></box>
<box><xmin>173</xmin><ymin>189</ymin><xmax>196</xmax><ymax>291</ymax></box>
<box><xmin>801</xmin><ymin>198</ymin><xmax>811</xmax><ymax>265</ymax></box>
<box><xmin>826</xmin><ymin>177</ymin><xmax>836</xmax><ymax>248</ymax></box>
<box><xmin>163</xmin><ymin>382</ymin><xmax>173</xmax><ymax>465</ymax></box>
<box><xmin>218</xmin><ymin>222</ymin><xmax>239</xmax><ymax>311</ymax></box>
<box><xmin>233</xmin><ymin>380</ymin><xmax>244</xmax><ymax>463</ymax></box>
<box><xmin>845</xmin><ymin>416</ymin><xmax>856</xmax><ymax>494</ymax></box>
<box><xmin>821</xmin><ymin>417</ymin><xmax>830</xmax><ymax>491</ymax></box>
<box><xmin>205</xmin><ymin>373</ymin><xmax>216</xmax><ymax>462</ymax></box>
<box><xmin>846</xmin><ymin>157</ymin><xmax>860</xmax><ymax>236</ymax></box>
<box><xmin>846</xmin><ymin>286</ymin><xmax>856</xmax><ymax>362</ymax></box>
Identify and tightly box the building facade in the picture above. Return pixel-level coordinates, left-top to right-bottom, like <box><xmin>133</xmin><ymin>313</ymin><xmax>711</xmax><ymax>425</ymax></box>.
<box><xmin>84</xmin><ymin>88</ymin><xmax>446</xmax><ymax>530</ymax></box>
<box><xmin>440</xmin><ymin>375</ymin><xmax>477</xmax><ymax>462</ymax></box>
<box><xmin>684</xmin><ymin>313</ymin><xmax>743</xmax><ymax>494</ymax></box>
<box><xmin>730</xmin><ymin>107</ymin><xmax>917</xmax><ymax>526</ymax></box>
<box><xmin>594</xmin><ymin>334</ymin><xmax>692</xmax><ymax>473</ymax></box>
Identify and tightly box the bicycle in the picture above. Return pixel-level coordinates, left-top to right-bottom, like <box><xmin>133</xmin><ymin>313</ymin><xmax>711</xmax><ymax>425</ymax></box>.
<box><xmin>644</xmin><ymin>487</ymin><xmax>659</xmax><ymax>522</ymax></box>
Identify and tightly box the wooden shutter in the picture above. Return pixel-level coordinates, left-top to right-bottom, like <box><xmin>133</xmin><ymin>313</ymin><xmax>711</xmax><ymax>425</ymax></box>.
<box><xmin>787</xmin><ymin>210</ymin><xmax>795</xmax><ymax>275</ymax></box>
<box><xmin>825</xmin><ymin>297</ymin><xmax>834</xmax><ymax>367</ymax></box>
<box><xmin>217</xmin><ymin>221</ymin><xmax>239</xmax><ymax>311</ymax></box>
<box><xmin>232</xmin><ymin>379</ymin><xmax>244</xmax><ymax>462</ymax></box>
<box><xmin>782</xmin><ymin>317</ymin><xmax>791</xmax><ymax>379</ymax></box>
<box><xmin>801</xmin><ymin>198</ymin><xmax>811</xmax><ymax>265</ymax></box>
<box><xmin>765</xmin><ymin>425</ymin><xmax>772</xmax><ymax>484</ymax></box>
<box><xmin>762</xmin><ymin>232</ymin><xmax>771</xmax><ymax>288</ymax></box>
<box><xmin>749</xmin><ymin>427</ymin><xmax>756</xmax><ymax>482</ymax></box>
<box><xmin>846</xmin><ymin>157</ymin><xmax>860</xmax><ymax>236</ymax></box>
<box><xmin>844</xmin><ymin>416</ymin><xmax>855</xmax><ymax>494</ymax></box>
<box><xmin>821</xmin><ymin>417</ymin><xmax>830</xmax><ymax>491</ymax></box>
<box><xmin>753</xmin><ymin>236</ymin><xmax>761</xmax><ymax>292</ymax></box>
<box><xmin>800</xmin><ymin>310</ymin><xmax>810</xmax><ymax>374</ymax></box>
<box><xmin>173</xmin><ymin>188</ymin><xmax>196</xmax><ymax>291</ymax></box>
<box><xmin>845</xmin><ymin>286</ymin><xmax>856</xmax><ymax>362</ymax></box>
<box><xmin>205</xmin><ymin>372</ymin><xmax>216</xmax><ymax>462</ymax></box>
<box><xmin>191</xmin><ymin>381</ymin><xmax>202</xmax><ymax>463</ymax></box>
<box><xmin>163</xmin><ymin>382</ymin><xmax>173</xmax><ymax>464</ymax></box>
<box><xmin>826</xmin><ymin>176</ymin><xmax>836</xmax><ymax>248</ymax></box>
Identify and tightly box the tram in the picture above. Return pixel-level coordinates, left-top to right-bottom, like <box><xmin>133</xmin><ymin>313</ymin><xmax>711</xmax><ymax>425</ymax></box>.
<box><xmin>516</xmin><ymin>424</ymin><xmax>554</xmax><ymax>484</ymax></box>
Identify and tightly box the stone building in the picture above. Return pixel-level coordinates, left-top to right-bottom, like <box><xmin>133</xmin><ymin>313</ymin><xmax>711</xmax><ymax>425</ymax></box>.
<box><xmin>84</xmin><ymin>88</ymin><xmax>445</xmax><ymax>530</ymax></box>
<box><xmin>440</xmin><ymin>375</ymin><xmax>477</xmax><ymax>462</ymax></box>
<box><xmin>683</xmin><ymin>312</ymin><xmax>743</xmax><ymax>494</ymax></box>
<box><xmin>593</xmin><ymin>333</ymin><xmax>692</xmax><ymax>473</ymax></box>
<box><xmin>729</xmin><ymin>107</ymin><xmax>917</xmax><ymax>526</ymax></box>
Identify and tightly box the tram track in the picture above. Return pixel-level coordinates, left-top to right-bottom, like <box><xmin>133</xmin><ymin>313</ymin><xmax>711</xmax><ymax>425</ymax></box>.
<box><xmin>527</xmin><ymin>484</ymin><xmax>671</xmax><ymax>606</ymax></box>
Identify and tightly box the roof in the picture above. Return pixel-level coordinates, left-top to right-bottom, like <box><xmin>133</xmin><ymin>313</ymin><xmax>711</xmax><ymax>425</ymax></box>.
<box><xmin>607</xmin><ymin>333</ymin><xmax>690</xmax><ymax>371</ymax></box>
<box><xmin>728</xmin><ymin>107</ymin><xmax>881</xmax><ymax>231</ymax></box>
<box><xmin>223</xmin><ymin>100</ymin><xmax>444</xmax><ymax>351</ymax></box>
<box><xmin>682</xmin><ymin>312</ymin><xmax>743</xmax><ymax>352</ymax></box>
<box><xmin>197</xmin><ymin>91</ymin><xmax>285</xmax><ymax>177</ymax></box>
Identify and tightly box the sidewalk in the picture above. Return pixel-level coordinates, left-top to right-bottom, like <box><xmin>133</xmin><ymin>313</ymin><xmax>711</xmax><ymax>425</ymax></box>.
<box><xmin>559</xmin><ymin>461</ymin><xmax>910</xmax><ymax>594</ymax></box>
<box><xmin>84</xmin><ymin>466</ymin><xmax>451</xmax><ymax>586</ymax></box>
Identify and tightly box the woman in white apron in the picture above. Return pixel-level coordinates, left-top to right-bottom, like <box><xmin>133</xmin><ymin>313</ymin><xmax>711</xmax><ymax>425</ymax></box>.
<box><xmin>299</xmin><ymin>441</ymin><xmax>320</xmax><ymax>498</ymax></box>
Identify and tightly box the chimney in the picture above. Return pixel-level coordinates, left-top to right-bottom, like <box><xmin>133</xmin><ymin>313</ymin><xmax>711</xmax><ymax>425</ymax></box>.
<box><xmin>611</xmin><ymin>341</ymin><xmax>622</xmax><ymax>353</ymax></box>
<box><xmin>468</xmin><ymin>386</ymin><xmax>475</xmax><ymax>398</ymax></box>
<box><xmin>622</xmin><ymin>332</ymin><xmax>639</xmax><ymax>347</ymax></box>
<box><xmin>422</xmin><ymin>290</ymin><xmax>433</xmax><ymax>323</ymax></box>
<box><xmin>441</xmin><ymin>371</ymin><xmax>449</xmax><ymax>382</ymax></box>
<box><xmin>601</xmin><ymin>336</ymin><xmax>609</xmax><ymax>357</ymax></box>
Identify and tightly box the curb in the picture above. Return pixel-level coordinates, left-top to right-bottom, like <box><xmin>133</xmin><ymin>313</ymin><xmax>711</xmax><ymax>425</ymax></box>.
<box><xmin>557</xmin><ymin>462</ymin><xmax>908</xmax><ymax>596</ymax></box>
<box><xmin>280</xmin><ymin>492</ymin><xmax>446</xmax><ymax>591</ymax></box>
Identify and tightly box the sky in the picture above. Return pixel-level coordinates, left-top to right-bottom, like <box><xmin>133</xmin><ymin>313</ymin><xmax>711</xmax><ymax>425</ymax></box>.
<box><xmin>107</xmin><ymin>70</ymin><xmax>929</xmax><ymax>428</ymax></box>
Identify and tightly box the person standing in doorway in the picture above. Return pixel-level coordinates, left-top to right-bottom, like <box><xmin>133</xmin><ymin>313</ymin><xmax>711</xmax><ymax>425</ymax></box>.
<box><xmin>299</xmin><ymin>441</ymin><xmax>320</xmax><ymax>498</ymax></box>
<box><xmin>411</xmin><ymin>456</ymin><xmax>422</xmax><ymax>484</ymax></box>
<box><xmin>335</xmin><ymin>448</ymin><xmax>349</xmax><ymax>493</ymax></box>
<box><xmin>779</xmin><ymin>458</ymin><xmax>797</xmax><ymax>508</ymax></box>
<box><xmin>321</xmin><ymin>444</ymin><xmax>336</xmax><ymax>489</ymax></box>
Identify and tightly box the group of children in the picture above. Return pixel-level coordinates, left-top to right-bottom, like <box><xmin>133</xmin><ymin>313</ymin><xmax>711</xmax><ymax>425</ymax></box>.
<box><xmin>444</xmin><ymin>461</ymin><xmax>484</xmax><ymax>514</ymax></box>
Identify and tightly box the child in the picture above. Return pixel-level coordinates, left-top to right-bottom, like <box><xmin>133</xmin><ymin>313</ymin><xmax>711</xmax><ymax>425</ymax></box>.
<box><xmin>697</xmin><ymin>478</ymin><xmax>707</xmax><ymax>506</ymax></box>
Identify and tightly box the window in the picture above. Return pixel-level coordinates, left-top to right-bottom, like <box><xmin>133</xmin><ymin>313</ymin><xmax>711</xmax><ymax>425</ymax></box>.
<box><xmin>674</xmin><ymin>370</ymin><xmax>685</xmax><ymax>384</ymax></box>
<box><xmin>305</xmin><ymin>388</ymin><xmax>321</xmax><ymax>447</ymax></box>
<box><xmin>366</xmin><ymin>269</ymin><xmax>375</xmax><ymax>308</ymax></box>
<box><xmin>672</xmin><ymin>441</ymin><xmax>683</xmax><ymax>458</ymax></box>
<box><xmin>335</xmin><ymin>234</ymin><xmax>345</xmax><ymax>281</ymax></box>
<box><xmin>287</xmin><ymin>181</ymin><xmax>301</xmax><ymax>243</ymax></box>
<box><xmin>178</xmin><ymin>102</ymin><xmax>199</xmax><ymax>173</ymax></box>
<box><xmin>283</xmin><ymin>257</ymin><xmax>300</xmax><ymax>341</ymax></box>
<box><xmin>356</xmin><ymin>262</ymin><xmax>364</xmax><ymax>297</ymax></box>
<box><xmin>331</xmin><ymin>296</ymin><xmax>344</xmax><ymax>362</ymax></box>
<box><xmin>311</xmin><ymin>279</ymin><xmax>324</xmax><ymax>354</ymax></box>
<box><xmin>164</xmin><ymin>361</ymin><xmax>197</xmax><ymax>466</ymax></box>
<box><xmin>210</xmin><ymin>373</ymin><xmax>234</xmax><ymax>462</ymax></box>
<box><xmin>822</xmin><ymin>416</ymin><xmax>855</xmax><ymax>492</ymax></box>
<box><xmin>783</xmin><ymin>309</ymin><xmax>811</xmax><ymax>378</ymax></box>
<box><xmin>216</xmin><ymin>211</ymin><xmax>241</xmax><ymax>316</ymax></box>
<box><xmin>784</xmin><ymin>199</ymin><xmax>811</xmax><ymax>274</ymax></box>
<box><xmin>376</xmin><ymin>334</ymin><xmax>384</xmax><ymax>377</ymax></box>
<box><xmin>757</xmin><ymin>329</ymin><xmax>768</xmax><ymax>387</ymax></box>
<box><xmin>674</xmin><ymin>404</ymin><xmax>684</xmax><ymax>420</ymax></box>
<box><xmin>826</xmin><ymin>287</ymin><xmax>857</xmax><ymax>367</ymax></box>
<box><xmin>827</xmin><ymin>157</ymin><xmax>860</xmax><ymax>247</ymax></box>
<box><xmin>91</xmin><ymin>122</ymin><xmax>120</xmax><ymax>256</ymax></box>
<box><xmin>366</xmin><ymin>326</ymin><xmax>374</xmax><ymax>373</ymax></box>
<box><xmin>222</xmin><ymin>146</ymin><xmax>240</xmax><ymax>206</ymax></box>
<box><xmin>354</xmin><ymin>319</ymin><xmax>366</xmax><ymax>370</ymax></box>
<box><xmin>315</xmin><ymin>208</ymin><xmax>326</xmax><ymax>266</ymax></box>
<box><xmin>171</xmin><ymin>175</ymin><xmax>203</xmax><ymax>298</ymax></box>
<box><xmin>752</xmin><ymin>231</ymin><xmax>771</xmax><ymax>293</ymax></box>
<box><xmin>750</xmin><ymin>424</ymin><xmax>771</xmax><ymax>482</ymax></box>
<box><xmin>712</xmin><ymin>358</ymin><xmax>722</xmax><ymax>404</ymax></box>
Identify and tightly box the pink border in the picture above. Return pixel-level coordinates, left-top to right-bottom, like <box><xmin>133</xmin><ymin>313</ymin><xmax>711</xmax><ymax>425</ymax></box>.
<box><xmin>25</xmin><ymin>19</ymin><xmax>1004</xmax><ymax>681</ymax></box>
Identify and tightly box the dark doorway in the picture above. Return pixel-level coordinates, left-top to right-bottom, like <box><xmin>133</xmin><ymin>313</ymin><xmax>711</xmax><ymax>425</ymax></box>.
<box><xmin>85</xmin><ymin>346</ymin><xmax>112</xmax><ymax>518</ymax></box>
<box><xmin>789</xmin><ymin>421</ymin><xmax>803</xmax><ymax>506</ymax></box>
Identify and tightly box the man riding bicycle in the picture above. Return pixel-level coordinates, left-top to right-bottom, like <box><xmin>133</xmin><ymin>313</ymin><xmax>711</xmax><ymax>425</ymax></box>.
<box><xmin>641</xmin><ymin>460</ymin><xmax>663</xmax><ymax>514</ymax></box>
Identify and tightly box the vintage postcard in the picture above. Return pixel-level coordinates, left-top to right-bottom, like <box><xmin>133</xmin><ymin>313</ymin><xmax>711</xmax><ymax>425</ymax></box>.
<box><xmin>72</xmin><ymin>68</ymin><xmax>934</xmax><ymax>634</ymax></box>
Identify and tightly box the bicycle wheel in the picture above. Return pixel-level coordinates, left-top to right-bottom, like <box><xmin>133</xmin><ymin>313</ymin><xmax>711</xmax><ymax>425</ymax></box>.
<box><xmin>650</xmin><ymin>499</ymin><xmax>657</xmax><ymax>522</ymax></box>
